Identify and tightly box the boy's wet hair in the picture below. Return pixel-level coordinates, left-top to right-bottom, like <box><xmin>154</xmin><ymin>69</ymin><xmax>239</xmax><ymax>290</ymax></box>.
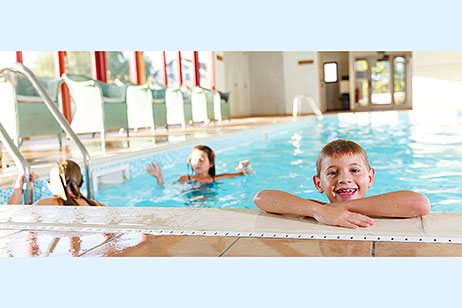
<box><xmin>316</xmin><ymin>139</ymin><xmax>370</xmax><ymax>177</ymax></box>
<box><xmin>190</xmin><ymin>145</ymin><xmax>216</xmax><ymax>178</ymax></box>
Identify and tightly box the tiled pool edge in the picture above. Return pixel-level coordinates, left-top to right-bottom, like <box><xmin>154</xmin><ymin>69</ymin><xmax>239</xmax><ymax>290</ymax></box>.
<box><xmin>0</xmin><ymin>206</ymin><xmax>460</xmax><ymax>244</ymax></box>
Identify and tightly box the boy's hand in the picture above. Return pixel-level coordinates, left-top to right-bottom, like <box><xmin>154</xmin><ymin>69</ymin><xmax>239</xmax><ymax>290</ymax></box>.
<box><xmin>313</xmin><ymin>206</ymin><xmax>375</xmax><ymax>229</ymax></box>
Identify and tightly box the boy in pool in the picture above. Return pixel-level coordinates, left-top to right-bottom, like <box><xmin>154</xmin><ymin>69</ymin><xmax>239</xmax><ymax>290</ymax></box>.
<box><xmin>147</xmin><ymin>145</ymin><xmax>253</xmax><ymax>184</ymax></box>
<box><xmin>253</xmin><ymin>139</ymin><xmax>430</xmax><ymax>229</ymax></box>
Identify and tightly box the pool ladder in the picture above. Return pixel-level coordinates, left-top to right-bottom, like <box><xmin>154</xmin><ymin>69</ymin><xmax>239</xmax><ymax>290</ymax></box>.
<box><xmin>0</xmin><ymin>62</ymin><xmax>94</xmax><ymax>200</ymax></box>
<box><xmin>292</xmin><ymin>94</ymin><xmax>324</xmax><ymax>120</ymax></box>
<box><xmin>0</xmin><ymin>122</ymin><xmax>31</xmax><ymax>204</ymax></box>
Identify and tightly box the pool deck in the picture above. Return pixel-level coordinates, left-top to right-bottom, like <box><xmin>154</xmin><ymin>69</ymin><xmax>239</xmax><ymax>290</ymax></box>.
<box><xmin>1</xmin><ymin>113</ymin><xmax>462</xmax><ymax>257</ymax></box>
<box><xmin>0</xmin><ymin>206</ymin><xmax>461</xmax><ymax>257</ymax></box>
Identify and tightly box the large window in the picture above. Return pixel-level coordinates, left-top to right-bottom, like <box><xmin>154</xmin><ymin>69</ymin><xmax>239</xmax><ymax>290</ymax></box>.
<box><xmin>393</xmin><ymin>56</ymin><xmax>406</xmax><ymax>105</ymax></box>
<box><xmin>105</xmin><ymin>51</ymin><xmax>131</xmax><ymax>83</ymax></box>
<box><xmin>0</xmin><ymin>51</ymin><xmax>17</xmax><ymax>66</ymax></box>
<box><xmin>22</xmin><ymin>51</ymin><xmax>55</xmax><ymax>78</ymax></box>
<box><xmin>354</xmin><ymin>59</ymin><xmax>369</xmax><ymax>107</ymax></box>
<box><xmin>143</xmin><ymin>51</ymin><xmax>163</xmax><ymax>84</ymax></box>
<box><xmin>180</xmin><ymin>51</ymin><xmax>195</xmax><ymax>87</ymax></box>
<box><xmin>165</xmin><ymin>51</ymin><xmax>180</xmax><ymax>85</ymax></box>
<box><xmin>66</xmin><ymin>51</ymin><xmax>92</xmax><ymax>77</ymax></box>
<box><xmin>198</xmin><ymin>51</ymin><xmax>212</xmax><ymax>88</ymax></box>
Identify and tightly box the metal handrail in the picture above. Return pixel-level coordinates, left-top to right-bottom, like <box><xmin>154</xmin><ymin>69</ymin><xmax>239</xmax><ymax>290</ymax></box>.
<box><xmin>0</xmin><ymin>62</ymin><xmax>94</xmax><ymax>199</ymax></box>
<box><xmin>0</xmin><ymin>122</ymin><xmax>30</xmax><ymax>204</ymax></box>
<box><xmin>292</xmin><ymin>94</ymin><xmax>324</xmax><ymax>120</ymax></box>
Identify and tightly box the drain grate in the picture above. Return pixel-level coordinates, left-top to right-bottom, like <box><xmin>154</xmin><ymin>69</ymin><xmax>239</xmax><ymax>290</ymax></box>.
<box><xmin>0</xmin><ymin>223</ymin><xmax>460</xmax><ymax>244</ymax></box>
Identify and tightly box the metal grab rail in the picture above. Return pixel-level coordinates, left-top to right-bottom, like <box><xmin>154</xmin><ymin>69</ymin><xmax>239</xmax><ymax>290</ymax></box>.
<box><xmin>292</xmin><ymin>94</ymin><xmax>324</xmax><ymax>120</ymax></box>
<box><xmin>0</xmin><ymin>122</ymin><xmax>30</xmax><ymax>204</ymax></box>
<box><xmin>0</xmin><ymin>63</ymin><xmax>94</xmax><ymax>199</ymax></box>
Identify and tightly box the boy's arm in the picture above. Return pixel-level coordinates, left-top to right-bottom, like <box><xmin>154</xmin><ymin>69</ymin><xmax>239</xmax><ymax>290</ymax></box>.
<box><xmin>253</xmin><ymin>190</ymin><xmax>375</xmax><ymax>229</ymax></box>
<box><xmin>332</xmin><ymin>191</ymin><xmax>430</xmax><ymax>218</ymax></box>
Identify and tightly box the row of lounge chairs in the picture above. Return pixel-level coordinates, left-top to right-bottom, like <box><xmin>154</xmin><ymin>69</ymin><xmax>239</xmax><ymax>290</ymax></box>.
<box><xmin>0</xmin><ymin>73</ymin><xmax>231</xmax><ymax>150</ymax></box>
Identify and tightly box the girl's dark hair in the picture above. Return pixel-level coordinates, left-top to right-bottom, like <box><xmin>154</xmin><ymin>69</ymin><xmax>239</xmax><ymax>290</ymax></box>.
<box><xmin>191</xmin><ymin>145</ymin><xmax>216</xmax><ymax>178</ymax></box>
<box><xmin>51</xmin><ymin>160</ymin><xmax>98</xmax><ymax>206</ymax></box>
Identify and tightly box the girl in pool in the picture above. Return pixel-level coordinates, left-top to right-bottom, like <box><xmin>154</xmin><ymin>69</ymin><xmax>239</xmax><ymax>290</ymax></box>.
<box><xmin>146</xmin><ymin>145</ymin><xmax>253</xmax><ymax>184</ymax></box>
<box><xmin>8</xmin><ymin>160</ymin><xmax>106</xmax><ymax>206</ymax></box>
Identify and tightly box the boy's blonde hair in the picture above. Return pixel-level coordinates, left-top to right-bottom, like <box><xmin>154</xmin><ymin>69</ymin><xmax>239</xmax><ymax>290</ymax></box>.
<box><xmin>316</xmin><ymin>140</ymin><xmax>371</xmax><ymax>177</ymax></box>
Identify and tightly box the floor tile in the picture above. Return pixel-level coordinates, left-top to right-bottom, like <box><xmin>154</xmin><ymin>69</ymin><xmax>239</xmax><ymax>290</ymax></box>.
<box><xmin>222</xmin><ymin>238</ymin><xmax>372</xmax><ymax>257</ymax></box>
<box><xmin>375</xmin><ymin>241</ymin><xmax>462</xmax><ymax>257</ymax></box>
<box><xmin>83</xmin><ymin>234</ymin><xmax>237</xmax><ymax>257</ymax></box>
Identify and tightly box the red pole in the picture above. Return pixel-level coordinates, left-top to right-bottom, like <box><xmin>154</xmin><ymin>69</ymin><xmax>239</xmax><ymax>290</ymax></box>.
<box><xmin>91</xmin><ymin>51</ymin><xmax>107</xmax><ymax>83</ymax></box>
<box><xmin>161</xmin><ymin>51</ymin><xmax>168</xmax><ymax>86</ymax></box>
<box><xmin>16</xmin><ymin>51</ymin><xmax>23</xmax><ymax>63</ymax></box>
<box><xmin>209</xmin><ymin>51</ymin><xmax>215</xmax><ymax>90</ymax></box>
<box><xmin>54</xmin><ymin>51</ymin><xmax>72</xmax><ymax>123</ymax></box>
<box><xmin>101</xmin><ymin>51</ymin><xmax>107</xmax><ymax>83</ymax></box>
<box><xmin>129</xmin><ymin>52</ymin><xmax>139</xmax><ymax>84</ymax></box>
<box><xmin>193</xmin><ymin>51</ymin><xmax>200</xmax><ymax>87</ymax></box>
<box><xmin>177</xmin><ymin>51</ymin><xmax>183</xmax><ymax>84</ymax></box>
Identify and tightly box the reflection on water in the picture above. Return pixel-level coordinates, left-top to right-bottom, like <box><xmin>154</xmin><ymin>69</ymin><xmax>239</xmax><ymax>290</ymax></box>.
<box><xmin>96</xmin><ymin>111</ymin><xmax>462</xmax><ymax>212</ymax></box>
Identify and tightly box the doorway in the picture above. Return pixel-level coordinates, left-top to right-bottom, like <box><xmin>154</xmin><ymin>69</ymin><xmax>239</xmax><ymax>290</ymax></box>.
<box><xmin>319</xmin><ymin>51</ymin><xmax>349</xmax><ymax>112</ymax></box>
<box><xmin>352</xmin><ymin>53</ymin><xmax>411</xmax><ymax>110</ymax></box>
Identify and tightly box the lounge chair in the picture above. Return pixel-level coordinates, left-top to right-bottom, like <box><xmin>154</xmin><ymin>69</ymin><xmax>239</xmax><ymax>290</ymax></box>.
<box><xmin>126</xmin><ymin>83</ymin><xmax>155</xmax><ymax>134</ymax></box>
<box><xmin>0</xmin><ymin>74</ymin><xmax>62</xmax><ymax>147</ymax></box>
<box><xmin>191</xmin><ymin>86</ymin><xmax>215</xmax><ymax>124</ymax></box>
<box><xmin>62</xmin><ymin>74</ymin><xmax>129</xmax><ymax>150</ymax></box>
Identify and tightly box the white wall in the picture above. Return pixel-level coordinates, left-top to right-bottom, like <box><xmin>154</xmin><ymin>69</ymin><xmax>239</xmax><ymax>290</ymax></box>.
<box><xmin>214</xmin><ymin>51</ymin><xmax>226</xmax><ymax>92</ymax></box>
<box><xmin>218</xmin><ymin>51</ymin><xmax>320</xmax><ymax>117</ymax></box>
<box><xmin>282</xmin><ymin>52</ymin><xmax>319</xmax><ymax>114</ymax></box>
<box><xmin>412</xmin><ymin>52</ymin><xmax>462</xmax><ymax>110</ymax></box>
<box><xmin>222</xmin><ymin>52</ymin><xmax>252</xmax><ymax>117</ymax></box>
<box><xmin>248</xmin><ymin>52</ymin><xmax>285</xmax><ymax>115</ymax></box>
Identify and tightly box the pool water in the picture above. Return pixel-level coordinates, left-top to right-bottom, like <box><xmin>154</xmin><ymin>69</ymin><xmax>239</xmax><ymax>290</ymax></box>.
<box><xmin>95</xmin><ymin>111</ymin><xmax>462</xmax><ymax>212</ymax></box>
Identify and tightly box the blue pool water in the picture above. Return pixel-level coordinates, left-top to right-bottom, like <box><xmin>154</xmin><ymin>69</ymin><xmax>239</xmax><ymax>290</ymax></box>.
<box><xmin>95</xmin><ymin>111</ymin><xmax>462</xmax><ymax>212</ymax></box>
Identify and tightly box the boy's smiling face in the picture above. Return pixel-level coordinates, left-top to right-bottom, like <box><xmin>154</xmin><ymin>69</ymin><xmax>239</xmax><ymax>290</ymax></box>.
<box><xmin>313</xmin><ymin>154</ymin><xmax>375</xmax><ymax>203</ymax></box>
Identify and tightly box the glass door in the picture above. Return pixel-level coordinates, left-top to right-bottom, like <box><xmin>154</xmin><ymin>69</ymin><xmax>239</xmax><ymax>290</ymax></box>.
<box><xmin>354</xmin><ymin>54</ymin><xmax>408</xmax><ymax>109</ymax></box>
<box><xmin>371</xmin><ymin>57</ymin><xmax>392</xmax><ymax>105</ymax></box>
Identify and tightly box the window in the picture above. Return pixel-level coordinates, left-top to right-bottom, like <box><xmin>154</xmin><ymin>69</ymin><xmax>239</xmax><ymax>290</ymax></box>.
<box><xmin>393</xmin><ymin>56</ymin><xmax>406</xmax><ymax>105</ymax></box>
<box><xmin>0</xmin><ymin>51</ymin><xmax>17</xmax><ymax>66</ymax></box>
<box><xmin>165</xmin><ymin>51</ymin><xmax>180</xmax><ymax>85</ymax></box>
<box><xmin>105</xmin><ymin>51</ymin><xmax>131</xmax><ymax>83</ymax></box>
<box><xmin>22</xmin><ymin>51</ymin><xmax>55</xmax><ymax>78</ymax></box>
<box><xmin>323</xmin><ymin>62</ymin><xmax>338</xmax><ymax>83</ymax></box>
<box><xmin>181</xmin><ymin>51</ymin><xmax>195</xmax><ymax>87</ymax></box>
<box><xmin>354</xmin><ymin>59</ymin><xmax>369</xmax><ymax>107</ymax></box>
<box><xmin>198</xmin><ymin>51</ymin><xmax>212</xmax><ymax>88</ymax></box>
<box><xmin>66</xmin><ymin>51</ymin><xmax>92</xmax><ymax>78</ymax></box>
<box><xmin>144</xmin><ymin>51</ymin><xmax>164</xmax><ymax>84</ymax></box>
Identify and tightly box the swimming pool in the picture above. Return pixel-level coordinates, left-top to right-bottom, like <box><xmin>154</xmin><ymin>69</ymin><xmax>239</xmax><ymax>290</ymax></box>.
<box><xmin>94</xmin><ymin>111</ymin><xmax>462</xmax><ymax>212</ymax></box>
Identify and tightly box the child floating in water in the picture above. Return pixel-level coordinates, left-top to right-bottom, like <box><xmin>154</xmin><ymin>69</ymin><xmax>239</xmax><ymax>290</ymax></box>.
<box><xmin>147</xmin><ymin>145</ymin><xmax>253</xmax><ymax>184</ymax></box>
<box><xmin>8</xmin><ymin>160</ymin><xmax>106</xmax><ymax>206</ymax></box>
<box><xmin>253</xmin><ymin>139</ymin><xmax>430</xmax><ymax>229</ymax></box>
